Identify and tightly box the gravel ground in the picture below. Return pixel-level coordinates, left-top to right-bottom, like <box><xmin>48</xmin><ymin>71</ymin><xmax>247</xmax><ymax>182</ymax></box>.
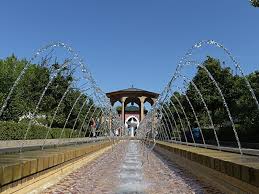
<box><xmin>42</xmin><ymin>140</ymin><xmax>223</xmax><ymax>194</ymax></box>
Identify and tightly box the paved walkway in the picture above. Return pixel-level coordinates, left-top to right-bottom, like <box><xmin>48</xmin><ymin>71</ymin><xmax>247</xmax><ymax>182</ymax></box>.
<box><xmin>42</xmin><ymin>140</ymin><xmax>222</xmax><ymax>194</ymax></box>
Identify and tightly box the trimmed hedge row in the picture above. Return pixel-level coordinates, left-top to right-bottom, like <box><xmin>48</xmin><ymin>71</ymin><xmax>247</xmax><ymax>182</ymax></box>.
<box><xmin>0</xmin><ymin>121</ymin><xmax>84</xmax><ymax>140</ymax></box>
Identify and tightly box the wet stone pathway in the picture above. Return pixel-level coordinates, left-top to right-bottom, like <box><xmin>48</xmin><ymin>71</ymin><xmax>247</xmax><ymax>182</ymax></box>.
<box><xmin>43</xmin><ymin>140</ymin><xmax>223</xmax><ymax>194</ymax></box>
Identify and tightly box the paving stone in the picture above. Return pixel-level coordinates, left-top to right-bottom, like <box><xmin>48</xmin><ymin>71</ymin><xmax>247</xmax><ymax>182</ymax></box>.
<box><xmin>43</xmin><ymin>140</ymin><xmax>223</xmax><ymax>194</ymax></box>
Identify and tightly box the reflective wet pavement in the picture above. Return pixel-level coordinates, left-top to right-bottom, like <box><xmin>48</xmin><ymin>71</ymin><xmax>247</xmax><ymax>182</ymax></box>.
<box><xmin>42</xmin><ymin>140</ymin><xmax>223</xmax><ymax>194</ymax></box>
<box><xmin>116</xmin><ymin>141</ymin><xmax>145</xmax><ymax>193</ymax></box>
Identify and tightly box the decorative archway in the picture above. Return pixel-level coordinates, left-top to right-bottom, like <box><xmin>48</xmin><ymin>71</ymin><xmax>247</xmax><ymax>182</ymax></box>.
<box><xmin>125</xmin><ymin>115</ymin><xmax>140</xmax><ymax>128</ymax></box>
<box><xmin>125</xmin><ymin>115</ymin><xmax>139</xmax><ymax>137</ymax></box>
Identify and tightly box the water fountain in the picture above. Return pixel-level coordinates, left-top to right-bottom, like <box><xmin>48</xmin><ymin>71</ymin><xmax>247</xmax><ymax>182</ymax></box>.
<box><xmin>138</xmin><ymin>40</ymin><xmax>259</xmax><ymax>156</ymax></box>
<box><xmin>0</xmin><ymin>42</ymin><xmax>124</xmax><ymax>152</ymax></box>
<box><xmin>116</xmin><ymin>140</ymin><xmax>146</xmax><ymax>194</ymax></box>
<box><xmin>1</xmin><ymin>40</ymin><xmax>259</xmax><ymax>194</ymax></box>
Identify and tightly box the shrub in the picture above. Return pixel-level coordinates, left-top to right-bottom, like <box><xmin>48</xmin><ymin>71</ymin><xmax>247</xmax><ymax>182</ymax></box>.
<box><xmin>0</xmin><ymin>121</ymin><xmax>84</xmax><ymax>140</ymax></box>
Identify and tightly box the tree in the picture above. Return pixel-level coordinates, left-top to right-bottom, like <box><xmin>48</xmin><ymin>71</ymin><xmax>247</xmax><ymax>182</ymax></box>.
<box><xmin>0</xmin><ymin>55</ymin><xmax>97</xmax><ymax>137</ymax></box>
<box><xmin>164</xmin><ymin>56</ymin><xmax>259</xmax><ymax>143</ymax></box>
<box><xmin>186</xmin><ymin>57</ymin><xmax>236</xmax><ymax>127</ymax></box>
<box><xmin>250</xmin><ymin>0</ymin><xmax>259</xmax><ymax>7</ymax></box>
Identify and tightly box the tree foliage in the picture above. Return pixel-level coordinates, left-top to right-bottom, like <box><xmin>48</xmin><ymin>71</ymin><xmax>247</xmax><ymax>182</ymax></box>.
<box><xmin>0</xmin><ymin>55</ymin><xmax>99</xmax><ymax>138</ymax></box>
<box><xmin>165</xmin><ymin>56</ymin><xmax>259</xmax><ymax>143</ymax></box>
<box><xmin>250</xmin><ymin>0</ymin><xmax>259</xmax><ymax>7</ymax></box>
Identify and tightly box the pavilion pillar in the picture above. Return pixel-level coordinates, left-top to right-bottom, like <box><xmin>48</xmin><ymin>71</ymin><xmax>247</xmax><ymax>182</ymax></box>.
<box><xmin>139</xmin><ymin>96</ymin><xmax>147</xmax><ymax>121</ymax></box>
<box><xmin>121</xmin><ymin>97</ymin><xmax>127</xmax><ymax>124</ymax></box>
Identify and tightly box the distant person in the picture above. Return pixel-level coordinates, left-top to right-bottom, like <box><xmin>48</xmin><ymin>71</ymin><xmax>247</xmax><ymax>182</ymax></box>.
<box><xmin>192</xmin><ymin>122</ymin><xmax>201</xmax><ymax>142</ymax></box>
<box><xmin>90</xmin><ymin>118</ymin><xmax>96</xmax><ymax>137</ymax></box>
<box><xmin>95</xmin><ymin>120</ymin><xmax>100</xmax><ymax>137</ymax></box>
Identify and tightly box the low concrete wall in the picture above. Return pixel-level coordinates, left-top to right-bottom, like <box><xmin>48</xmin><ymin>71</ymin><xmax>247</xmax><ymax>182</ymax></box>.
<box><xmin>0</xmin><ymin>140</ymin><xmax>116</xmax><ymax>192</ymax></box>
<box><xmin>154</xmin><ymin>141</ymin><xmax>259</xmax><ymax>194</ymax></box>
<box><xmin>0</xmin><ymin>137</ymin><xmax>108</xmax><ymax>150</ymax></box>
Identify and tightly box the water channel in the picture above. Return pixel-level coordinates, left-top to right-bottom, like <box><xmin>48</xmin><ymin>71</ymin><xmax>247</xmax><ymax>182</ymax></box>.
<box><xmin>43</xmin><ymin>140</ymin><xmax>222</xmax><ymax>194</ymax></box>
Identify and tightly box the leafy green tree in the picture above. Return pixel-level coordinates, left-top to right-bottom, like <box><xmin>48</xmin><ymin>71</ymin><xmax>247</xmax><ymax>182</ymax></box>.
<box><xmin>164</xmin><ymin>56</ymin><xmax>259</xmax><ymax>143</ymax></box>
<box><xmin>186</xmin><ymin>57</ymin><xmax>236</xmax><ymax>127</ymax></box>
<box><xmin>250</xmin><ymin>0</ymin><xmax>259</xmax><ymax>7</ymax></box>
<box><xmin>0</xmin><ymin>55</ymin><xmax>98</xmax><ymax>139</ymax></box>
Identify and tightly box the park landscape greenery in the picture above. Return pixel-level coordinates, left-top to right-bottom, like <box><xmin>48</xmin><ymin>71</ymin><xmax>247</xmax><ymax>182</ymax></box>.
<box><xmin>0</xmin><ymin>55</ymin><xmax>100</xmax><ymax>140</ymax></box>
<box><xmin>0</xmin><ymin>55</ymin><xmax>259</xmax><ymax>144</ymax></box>
<box><xmin>162</xmin><ymin>57</ymin><xmax>259</xmax><ymax>145</ymax></box>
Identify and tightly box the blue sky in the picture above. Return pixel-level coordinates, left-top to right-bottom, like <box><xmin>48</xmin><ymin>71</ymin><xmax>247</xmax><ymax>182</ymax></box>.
<box><xmin>0</xmin><ymin>0</ymin><xmax>258</xmax><ymax>94</ymax></box>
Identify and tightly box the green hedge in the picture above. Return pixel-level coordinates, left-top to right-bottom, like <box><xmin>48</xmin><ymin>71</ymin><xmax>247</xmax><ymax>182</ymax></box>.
<box><xmin>0</xmin><ymin>121</ymin><xmax>84</xmax><ymax>140</ymax></box>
